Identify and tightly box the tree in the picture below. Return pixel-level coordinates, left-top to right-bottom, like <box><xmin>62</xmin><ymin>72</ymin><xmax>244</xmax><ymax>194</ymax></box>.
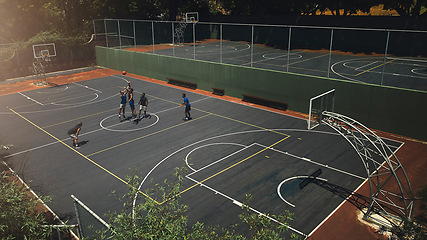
<box><xmin>1</xmin><ymin>144</ymin><xmax>50</xmax><ymax>239</ymax></box>
<box><xmin>0</xmin><ymin>154</ymin><xmax>53</xmax><ymax>239</ymax></box>
<box><xmin>380</xmin><ymin>0</ymin><xmax>427</xmax><ymax>16</ymax></box>
<box><xmin>104</xmin><ymin>168</ymin><xmax>300</xmax><ymax>239</ymax></box>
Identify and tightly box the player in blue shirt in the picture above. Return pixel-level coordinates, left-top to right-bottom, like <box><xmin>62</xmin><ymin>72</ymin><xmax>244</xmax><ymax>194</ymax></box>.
<box><xmin>118</xmin><ymin>90</ymin><xmax>127</xmax><ymax>119</ymax></box>
<box><xmin>127</xmin><ymin>88</ymin><xmax>136</xmax><ymax>118</ymax></box>
<box><xmin>181</xmin><ymin>93</ymin><xmax>192</xmax><ymax>120</ymax></box>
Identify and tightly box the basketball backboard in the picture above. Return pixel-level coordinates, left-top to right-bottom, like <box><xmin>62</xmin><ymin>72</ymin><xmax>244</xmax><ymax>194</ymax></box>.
<box><xmin>33</xmin><ymin>43</ymin><xmax>56</xmax><ymax>60</ymax></box>
<box><xmin>308</xmin><ymin>89</ymin><xmax>335</xmax><ymax>129</ymax></box>
<box><xmin>185</xmin><ymin>12</ymin><xmax>199</xmax><ymax>23</ymax></box>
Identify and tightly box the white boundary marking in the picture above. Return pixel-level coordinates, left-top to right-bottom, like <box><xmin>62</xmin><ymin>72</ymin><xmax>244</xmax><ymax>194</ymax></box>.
<box><xmin>354</xmin><ymin>61</ymin><xmax>379</xmax><ymax>71</ymax></box>
<box><xmin>241</xmin><ymin>51</ymin><xmax>302</xmax><ymax>66</ymax></box>
<box><xmin>72</xmin><ymin>82</ymin><xmax>103</xmax><ymax>93</ymax></box>
<box><xmin>51</xmin><ymin>93</ymin><xmax>99</xmax><ymax>106</ymax></box>
<box><xmin>18</xmin><ymin>92</ymin><xmax>44</xmax><ymax>106</ymax></box>
<box><xmin>0</xmin><ymin>93</ymin><xmax>119</xmax><ymax>115</ymax></box>
<box><xmin>135</xmin><ymin>128</ymin><xmax>367</xmax><ymax>237</ymax></box>
<box><xmin>37</xmin><ymin>85</ymin><xmax>69</xmax><ymax>94</ymax></box>
<box><xmin>331</xmin><ymin>57</ymin><xmax>427</xmax><ymax>82</ymax></box>
<box><xmin>307</xmin><ymin>177</ymin><xmax>369</xmax><ymax>237</ymax></box>
<box><xmin>99</xmin><ymin>113</ymin><xmax>159</xmax><ymax>132</ymax></box>
<box><xmin>277</xmin><ymin>176</ymin><xmax>329</xmax><ymax>207</ymax></box>
<box><xmin>185</xmin><ymin>174</ymin><xmax>308</xmax><ymax>237</ymax></box>
<box><xmin>253</xmin><ymin>143</ymin><xmax>365</xmax><ymax>180</ymax></box>
<box><xmin>1</xmin><ymin>161</ymin><xmax>79</xmax><ymax>239</ymax></box>
<box><xmin>185</xmin><ymin>142</ymin><xmax>251</xmax><ymax>172</ymax></box>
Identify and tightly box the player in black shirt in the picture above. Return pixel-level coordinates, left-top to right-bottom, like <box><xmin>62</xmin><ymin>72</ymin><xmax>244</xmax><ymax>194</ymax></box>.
<box><xmin>67</xmin><ymin>122</ymin><xmax>82</xmax><ymax>148</ymax></box>
<box><xmin>138</xmin><ymin>93</ymin><xmax>149</xmax><ymax>119</ymax></box>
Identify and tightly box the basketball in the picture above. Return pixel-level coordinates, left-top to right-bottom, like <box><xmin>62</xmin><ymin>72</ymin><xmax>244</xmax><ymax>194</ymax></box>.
<box><xmin>122</xmin><ymin>71</ymin><xmax>127</xmax><ymax>75</ymax></box>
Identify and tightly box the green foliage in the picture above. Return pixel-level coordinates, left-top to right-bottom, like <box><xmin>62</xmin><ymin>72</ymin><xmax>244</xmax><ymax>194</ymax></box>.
<box><xmin>416</xmin><ymin>185</ymin><xmax>427</xmax><ymax>227</ymax></box>
<box><xmin>26</xmin><ymin>30</ymin><xmax>90</xmax><ymax>45</ymax></box>
<box><xmin>106</xmin><ymin>168</ymin><xmax>188</xmax><ymax>239</ymax></box>
<box><xmin>104</xmin><ymin>168</ymin><xmax>300</xmax><ymax>240</ymax></box>
<box><xmin>0</xmin><ymin>171</ymin><xmax>53</xmax><ymax>239</ymax></box>
<box><xmin>388</xmin><ymin>185</ymin><xmax>427</xmax><ymax>239</ymax></box>
<box><xmin>380</xmin><ymin>0</ymin><xmax>427</xmax><ymax>16</ymax></box>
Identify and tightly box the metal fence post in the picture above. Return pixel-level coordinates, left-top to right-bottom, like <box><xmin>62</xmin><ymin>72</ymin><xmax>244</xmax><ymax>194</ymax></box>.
<box><xmin>152</xmin><ymin>21</ymin><xmax>155</xmax><ymax>53</ymax></box>
<box><xmin>220</xmin><ymin>24</ymin><xmax>223</xmax><ymax>63</ymax></box>
<box><xmin>133</xmin><ymin>20</ymin><xmax>136</xmax><ymax>52</ymax></box>
<box><xmin>381</xmin><ymin>31</ymin><xmax>390</xmax><ymax>86</ymax></box>
<box><xmin>104</xmin><ymin>19</ymin><xmax>109</xmax><ymax>47</ymax></box>
<box><xmin>193</xmin><ymin>22</ymin><xmax>196</xmax><ymax>60</ymax></box>
<box><xmin>118</xmin><ymin>20</ymin><xmax>122</xmax><ymax>49</ymax></box>
<box><xmin>327</xmin><ymin>28</ymin><xmax>334</xmax><ymax>78</ymax></box>
<box><xmin>287</xmin><ymin>27</ymin><xmax>292</xmax><ymax>72</ymax></box>
<box><xmin>93</xmin><ymin>20</ymin><xmax>96</xmax><ymax>40</ymax></box>
<box><xmin>251</xmin><ymin>25</ymin><xmax>254</xmax><ymax>67</ymax></box>
<box><xmin>172</xmin><ymin>22</ymin><xmax>175</xmax><ymax>57</ymax></box>
<box><xmin>71</xmin><ymin>195</ymin><xmax>83</xmax><ymax>238</ymax></box>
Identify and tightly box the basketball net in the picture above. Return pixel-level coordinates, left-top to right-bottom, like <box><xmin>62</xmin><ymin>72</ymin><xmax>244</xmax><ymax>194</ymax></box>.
<box><xmin>42</xmin><ymin>53</ymin><xmax>51</xmax><ymax>62</ymax></box>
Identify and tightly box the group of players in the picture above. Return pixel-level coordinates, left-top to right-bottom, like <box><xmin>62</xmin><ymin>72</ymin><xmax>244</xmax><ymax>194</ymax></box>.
<box><xmin>118</xmin><ymin>81</ymin><xmax>149</xmax><ymax>120</ymax></box>
<box><xmin>68</xmin><ymin>72</ymin><xmax>192</xmax><ymax>148</ymax></box>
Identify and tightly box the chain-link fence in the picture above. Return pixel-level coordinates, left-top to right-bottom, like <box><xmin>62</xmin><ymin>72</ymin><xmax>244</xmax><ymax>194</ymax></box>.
<box><xmin>71</xmin><ymin>195</ymin><xmax>112</xmax><ymax>239</ymax></box>
<box><xmin>0</xmin><ymin>42</ymin><xmax>96</xmax><ymax>82</ymax></box>
<box><xmin>94</xmin><ymin>19</ymin><xmax>427</xmax><ymax>92</ymax></box>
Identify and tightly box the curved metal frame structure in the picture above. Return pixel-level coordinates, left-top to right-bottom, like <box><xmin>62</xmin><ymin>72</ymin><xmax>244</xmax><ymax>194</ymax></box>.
<box><xmin>321</xmin><ymin>111</ymin><xmax>414</xmax><ymax>227</ymax></box>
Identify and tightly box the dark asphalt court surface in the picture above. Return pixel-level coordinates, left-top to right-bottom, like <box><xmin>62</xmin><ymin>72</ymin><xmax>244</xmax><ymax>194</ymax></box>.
<box><xmin>0</xmin><ymin>74</ymin><xmax>403</xmax><ymax>238</ymax></box>
<box><xmin>147</xmin><ymin>41</ymin><xmax>427</xmax><ymax>92</ymax></box>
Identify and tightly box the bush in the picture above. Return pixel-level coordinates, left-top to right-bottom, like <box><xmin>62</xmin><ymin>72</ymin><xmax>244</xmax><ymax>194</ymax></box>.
<box><xmin>104</xmin><ymin>167</ymin><xmax>301</xmax><ymax>240</ymax></box>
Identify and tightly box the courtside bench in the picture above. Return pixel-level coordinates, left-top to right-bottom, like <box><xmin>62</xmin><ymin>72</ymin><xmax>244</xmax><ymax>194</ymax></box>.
<box><xmin>242</xmin><ymin>94</ymin><xmax>288</xmax><ymax>111</ymax></box>
<box><xmin>167</xmin><ymin>78</ymin><xmax>197</xmax><ymax>90</ymax></box>
<box><xmin>212</xmin><ymin>87</ymin><xmax>225</xmax><ymax>96</ymax></box>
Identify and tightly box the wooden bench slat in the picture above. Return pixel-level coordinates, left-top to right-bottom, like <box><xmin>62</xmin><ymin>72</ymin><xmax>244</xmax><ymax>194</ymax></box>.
<box><xmin>212</xmin><ymin>87</ymin><xmax>225</xmax><ymax>96</ymax></box>
<box><xmin>167</xmin><ymin>78</ymin><xmax>197</xmax><ymax>90</ymax></box>
<box><xmin>242</xmin><ymin>94</ymin><xmax>288</xmax><ymax>111</ymax></box>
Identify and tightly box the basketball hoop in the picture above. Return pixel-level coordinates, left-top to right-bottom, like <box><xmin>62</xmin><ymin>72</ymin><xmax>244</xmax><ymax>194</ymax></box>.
<box><xmin>185</xmin><ymin>12</ymin><xmax>199</xmax><ymax>23</ymax></box>
<box><xmin>40</xmin><ymin>50</ymin><xmax>51</xmax><ymax>62</ymax></box>
<box><xmin>32</xmin><ymin>43</ymin><xmax>56</xmax><ymax>61</ymax></box>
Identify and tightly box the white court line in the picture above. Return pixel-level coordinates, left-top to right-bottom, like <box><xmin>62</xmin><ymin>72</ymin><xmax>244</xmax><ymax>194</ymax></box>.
<box><xmin>253</xmin><ymin>143</ymin><xmax>365</xmax><ymax>180</ymax></box>
<box><xmin>277</xmin><ymin>176</ymin><xmax>329</xmax><ymax>208</ymax></box>
<box><xmin>154</xmin><ymin>96</ymin><xmax>211</xmax><ymax>114</ymax></box>
<box><xmin>185</xmin><ymin>175</ymin><xmax>308</xmax><ymax>237</ymax></box>
<box><xmin>18</xmin><ymin>92</ymin><xmax>44</xmax><ymax>106</ymax></box>
<box><xmin>307</xmin><ymin>176</ymin><xmax>369</xmax><ymax>238</ymax></box>
<box><xmin>5</xmin><ymin>98</ymin><xmax>211</xmax><ymax>158</ymax></box>
<box><xmin>112</xmin><ymin>75</ymin><xmax>129</xmax><ymax>83</ymax></box>
<box><xmin>241</xmin><ymin>50</ymin><xmax>303</xmax><ymax>66</ymax></box>
<box><xmin>185</xmin><ymin>143</ymin><xmax>252</xmax><ymax>173</ymax></box>
<box><xmin>51</xmin><ymin>93</ymin><xmax>99</xmax><ymax>105</ymax></box>
<box><xmin>1</xmin><ymin>161</ymin><xmax>80</xmax><ymax>239</ymax></box>
<box><xmin>354</xmin><ymin>61</ymin><xmax>379</xmax><ymax>71</ymax></box>
<box><xmin>72</xmin><ymin>82</ymin><xmax>103</xmax><ymax>93</ymax></box>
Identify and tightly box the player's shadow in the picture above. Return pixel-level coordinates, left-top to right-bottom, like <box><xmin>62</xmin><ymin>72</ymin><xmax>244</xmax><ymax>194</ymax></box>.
<box><xmin>120</xmin><ymin>116</ymin><xmax>133</xmax><ymax>122</ymax></box>
<box><xmin>78</xmin><ymin>140</ymin><xmax>89</xmax><ymax>146</ymax></box>
<box><xmin>133</xmin><ymin>114</ymin><xmax>152</xmax><ymax>125</ymax></box>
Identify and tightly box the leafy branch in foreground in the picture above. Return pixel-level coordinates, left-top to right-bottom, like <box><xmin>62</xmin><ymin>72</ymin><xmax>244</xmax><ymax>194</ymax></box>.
<box><xmin>104</xmin><ymin>167</ymin><xmax>300</xmax><ymax>240</ymax></box>
<box><xmin>0</xmin><ymin>170</ymin><xmax>53</xmax><ymax>240</ymax></box>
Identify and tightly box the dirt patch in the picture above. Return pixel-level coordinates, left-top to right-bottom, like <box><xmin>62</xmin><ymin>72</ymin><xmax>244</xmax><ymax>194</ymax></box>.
<box><xmin>0</xmin><ymin>68</ymin><xmax>121</xmax><ymax>96</ymax></box>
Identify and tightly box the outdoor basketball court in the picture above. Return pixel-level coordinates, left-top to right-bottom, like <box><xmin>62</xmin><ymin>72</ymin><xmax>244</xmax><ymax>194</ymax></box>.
<box><xmin>0</xmin><ymin>72</ymin><xmax>404</xmax><ymax>238</ymax></box>
<box><xmin>137</xmin><ymin>40</ymin><xmax>427</xmax><ymax>91</ymax></box>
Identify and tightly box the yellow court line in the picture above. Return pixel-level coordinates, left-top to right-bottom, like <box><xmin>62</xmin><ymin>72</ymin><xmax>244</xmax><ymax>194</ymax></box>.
<box><xmin>195</xmin><ymin>108</ymin><xmax>290</xmax><ymax>137</ymax></box>
<box><xmin>159</xmin><ymin>135</ymin><xmax>290</xmax><ymax>204</ymax></box>
<box><xmin>8</xmin><ymin>108</ymin><xmax>159</xmax><ymax>205</ymax></box>
<box><xmin>86</xmin><ymin>113</ymin><xmax>212</xmax><ymax>157</ymax></box>
<box><xmin>355</xmin><ymin>59</ymin><xmax>395</xmax><ymax>77</ymax></box>
<box><xmin>43</xmin><ymin>108</ymin><xmax>117</xmax><ymax>128</ymax></box>
<box><xmin>118</xmin><ymin>84</ymin><xmax>289</xmax><ymax>138</ymax></box>
<box><xmin>287</xmin><ymin>53</ymin><xmax>330</xmax><ymax>66</ymax></box>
